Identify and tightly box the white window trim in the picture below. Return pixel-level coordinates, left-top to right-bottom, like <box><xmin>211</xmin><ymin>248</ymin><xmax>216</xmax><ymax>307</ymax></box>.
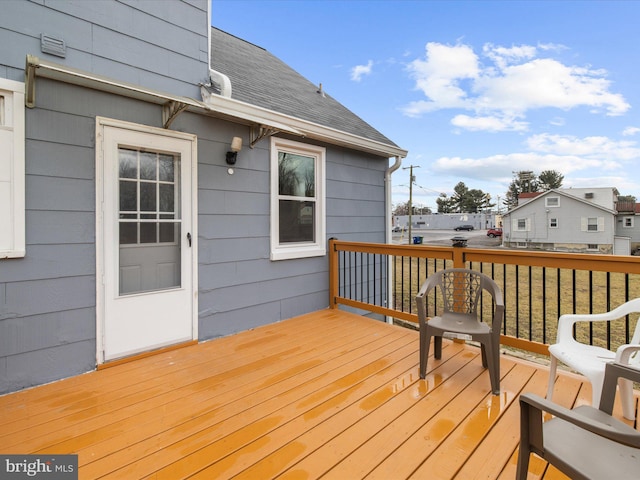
<box><xmin>545</xmin><ymin>197</ymin><xmax>560</xmax><ymax>207</ymax></box>
<box><xmin>623</xmin><ymin>217</ymin><xmax>634</xmax><ymax>228</ymax></box>
<box><xmin>549</xmin><ymin>217</ymin><xmax>558</xmax><ymax>228</ymax></box>
<box><xmin>581</xmin><ymin>216</ymin><xmax>604</xmax><ymax>232</ymax></box>
<box><xmin>270</xmin><ymin>137</ymin><xmax>326</xmax><ymax>261</ymax></box>
<box><xmin>513</xmin><ymin>217</ymin><xmax>531</xmax><ymax>232</ymax></box>
<box><xmin>0</xmin><ymin>78</ymin><xmax>26</xmax><ymax>259</ymax></box>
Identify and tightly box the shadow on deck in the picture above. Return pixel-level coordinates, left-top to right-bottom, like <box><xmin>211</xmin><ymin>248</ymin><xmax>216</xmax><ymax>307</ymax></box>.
<box><xmin>0</xmin><ymin>309</ymin><xmax>635</xmax><ymax>479</ymax></box>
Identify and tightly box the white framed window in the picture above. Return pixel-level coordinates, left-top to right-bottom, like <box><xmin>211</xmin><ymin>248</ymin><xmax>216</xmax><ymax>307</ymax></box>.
<box><xmin>587</xmin><ymin>244</ymin><xmax>599</xmax><ymax>251</ymax></box>
<box><xmin>270</xmin><ymin>137</ymin><xmax>325</xmax><ymax>260</ymax></box>
<box><xmin>0</xmin><ymin>78</ymin><xmax>26</xmax><ymax>258</ymax></box>
<box><xmin>545</xmin><ymin>197</ymin><xmax>560</xmax><ymax>207</ymax></box>
<box><xmin>513</xmin><ymin>218</ymin><xmax>530</xmax><ymax>231</ymax></box>
<box><xmin>549</xmin><ymin>218</ymin><xmax>558</xmax><ymax>228</ymax></box>
<box><xmin>624</xmin><ymin>217</ymin><xmax>634</xmax><ymax>228</ymax></box>
<box><xmin>582</xmin><ymin>216</ymin><xmax>604</xmax><ymax>232</ymax></box>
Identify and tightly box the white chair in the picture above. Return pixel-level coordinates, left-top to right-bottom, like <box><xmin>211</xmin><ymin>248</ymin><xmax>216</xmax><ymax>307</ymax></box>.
<box><xmin>547</xmin><ymin>298</ymin><xmax>640</xmax><ymax>420</ymax></box>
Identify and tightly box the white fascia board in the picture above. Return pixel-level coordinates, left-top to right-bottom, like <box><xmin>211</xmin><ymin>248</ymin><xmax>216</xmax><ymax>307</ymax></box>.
<box><xmin>203</xmin><ymin>93</ymin><xmax>408</xmax><ymax>159</ymax></box>
<box><xmin>26</xmin><ymin>55</ymin><xmax>407</xmax><ymax>159</ymax></box>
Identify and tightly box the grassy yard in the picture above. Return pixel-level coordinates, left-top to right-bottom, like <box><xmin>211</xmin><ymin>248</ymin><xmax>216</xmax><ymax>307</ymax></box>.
<box><xmin>393</xmin><ymin>257</ymin><xmax>640</xmax><ymax>351</ymax></box>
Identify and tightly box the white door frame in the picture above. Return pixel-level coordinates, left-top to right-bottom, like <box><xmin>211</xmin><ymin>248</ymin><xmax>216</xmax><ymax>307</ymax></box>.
<box><xmin>95</xmin><ymin>117</ymin><xmax>198</xmax><ymax>364</ymax></box>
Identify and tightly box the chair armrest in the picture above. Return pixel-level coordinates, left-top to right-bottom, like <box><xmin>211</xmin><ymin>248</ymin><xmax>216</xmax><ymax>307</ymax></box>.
<box><xmin>520</xmin><ymin>393</ymin><xmax>640</xmax><ymax>448</ymax></box>
<box><xmin>556</xmin><ymin>299</ymin><xmax>640</xmax><ymax>343</ymax></box>
<box><xmin>615</xmin><ymin>344</ymin><xmax>640</xmax><ymax>364</ymax></box>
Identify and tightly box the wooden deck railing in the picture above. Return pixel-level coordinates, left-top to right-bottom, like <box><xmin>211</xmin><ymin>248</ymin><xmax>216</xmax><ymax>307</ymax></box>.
<box><xmin>328</xmin><ymin>238</ymin><xmax>640</xmax><ymax>356</ymax></box>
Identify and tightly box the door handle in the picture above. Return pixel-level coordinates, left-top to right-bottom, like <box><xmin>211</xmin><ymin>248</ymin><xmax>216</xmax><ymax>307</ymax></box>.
<box><xmin>187</xmin><ymin>232</ymin><xmax>192</xmax><ymax>247</ymax></box>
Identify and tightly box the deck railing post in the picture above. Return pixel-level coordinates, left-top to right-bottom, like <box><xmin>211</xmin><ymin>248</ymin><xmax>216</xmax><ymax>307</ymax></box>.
<box><xmin>328</xmin><ymin>238</ymin><xmax>338</xmax><ymax>308</ymax></box>
<box><xmin>452</xmin><ymin>245</ymin><xmax>466</xmax><ymax>268</ymax></box>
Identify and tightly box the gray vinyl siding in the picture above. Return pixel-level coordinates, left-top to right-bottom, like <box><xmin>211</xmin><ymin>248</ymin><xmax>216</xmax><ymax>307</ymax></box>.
<box><xmin>0</xmin><ymin>0</ymin><xmax>208</xmax><ymax>96</ymax></box>
<box><xmin>0</xmin><ymin>0</ymin><xmax>395</xmax><ymax>394</ymax></box>
<box><xmin>0</xmin><ymin>76</ymin><xmax>388</xmax><ymax>393</ymax></box>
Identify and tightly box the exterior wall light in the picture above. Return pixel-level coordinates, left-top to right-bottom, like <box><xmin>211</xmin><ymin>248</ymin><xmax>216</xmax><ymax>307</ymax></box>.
<box><xmin>226</xmin><ymin>136</ymin><xmax>243</xmax><ymax>165</ymax></box>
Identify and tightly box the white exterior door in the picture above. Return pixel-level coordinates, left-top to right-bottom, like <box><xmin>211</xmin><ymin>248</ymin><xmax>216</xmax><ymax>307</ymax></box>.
<box><xmin>97</xmin><ymin>118</ymin><xmax>197</xmax><ymax>363</ymax></box>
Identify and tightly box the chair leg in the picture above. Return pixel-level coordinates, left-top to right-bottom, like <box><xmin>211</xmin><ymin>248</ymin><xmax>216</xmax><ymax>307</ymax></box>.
<box><xmin>480</xmin><ymin>344</ymin><xmax>488</xmax><ymax>368</ymax></box>
<box><xmin>433</xmin><ymin>335</ymin><xmax>442</xmax><ymax>359</ymax></box>
<box><xmin>516</xmin><ymin>402</ymin><xmax>532</xmax><ymax>480</ymax></box>
<box><xmin>546</xmin><ymin>356</ymin><xmax>558</xmax><ymax>400</ymax></box>
<box><xmin>420</xmin><ymin>328</ymin><xmax>432</xmax><ymax>379</ymax></box>
<box><xmin>591</xmin><ymin>371</ymin><xmax>605</xmax><ymax>411</ymax></box>
<box><xmin>619</xmin><ymin>378</ymin><xmax>636</xmax><ymax>420</ymax></box>
<box><xmin>483</xmin><ymin>338</ymin><xmax>500</xmax><ymax>395</ymax></box>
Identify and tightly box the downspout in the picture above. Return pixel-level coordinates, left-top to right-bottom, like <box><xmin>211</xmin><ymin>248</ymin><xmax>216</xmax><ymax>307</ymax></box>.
<box><xmin>385</xmin><ymin>155</ymin><xmax>403</xmax><ymax>324</ymax></box>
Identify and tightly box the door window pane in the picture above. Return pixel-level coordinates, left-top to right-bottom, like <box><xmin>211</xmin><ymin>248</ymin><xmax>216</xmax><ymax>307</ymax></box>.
<box><xmin>159</xmin><ymin>184</ymin><xmax>174</xmax><ymax>212</ymax></box>
<box><xmin>119</xmin><ymin>149</ymin><xmax>137</xmax><ymax>178</ymax></box>
<box><xmin>159</xmin><ymin>154</ymin><xmax>174</xmax><ymax>182</ymax></box>
<box><xmin>140</xmin><ymin>182</ymin><xmax>156</xmax><ymax>211</ymax></box>
<box><xmin>118</xmin><ymin>147</ymin><xmax>181</xmax><ymax>294</ymax></box>
<box><xmin>119</xmin><ymin>223</ymin><xmax>137</xmax><ymax>244</ymax></box>
<box><xmin>119</xmin><ymin>181</ymin><xmax>137</xmax><ymax>211</ymax></box>
<box><xmin>140</xmin><ymin>151</ymin><xmax>157</xmax><ymax>180</ymax></box>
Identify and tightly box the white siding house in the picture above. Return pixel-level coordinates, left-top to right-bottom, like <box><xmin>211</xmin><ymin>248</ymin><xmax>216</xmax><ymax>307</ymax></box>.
<box><xmin>502</xmin><ymin>188</ymin><xmax>619</xmax><ymax>254</ymax></box>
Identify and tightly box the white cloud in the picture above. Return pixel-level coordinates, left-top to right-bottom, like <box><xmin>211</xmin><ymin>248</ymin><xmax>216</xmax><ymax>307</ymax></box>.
<box><xmin>526</xmin><ymin>133</ymin><xmax>640</xmax><ymax>161</ymax></box>
<box><xmin>424</xmin><ymin>133</ymin><xmax>640</xmax><ymax>195</ymax></box>
<box><xmin>451</xmin><ymin>114</ymin><xmax>528</xmax><ymax>132</ymax></box>
<box><xmin>402</xmin><ymin>41</ymin><xmax>630</xmax><ymax>130</ymax></box>
<box><xmin>350</xmin><ymin>60</ymin><xmax>374</xmax><ymax>82</ymax></box>
<box><xmin>623</xmin><ymin>126</ymin><xmax>640</xmax><ymax>136</ymax></box>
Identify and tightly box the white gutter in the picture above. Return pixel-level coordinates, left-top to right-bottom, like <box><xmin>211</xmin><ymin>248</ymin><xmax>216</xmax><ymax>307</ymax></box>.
<box><xmin>385</xmin><ymin>155</ymin><xmax>403</xmax><ymax>324</ymax></box>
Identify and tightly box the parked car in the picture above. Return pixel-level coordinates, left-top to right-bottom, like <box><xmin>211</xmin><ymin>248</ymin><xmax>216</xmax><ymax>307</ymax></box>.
<box><xmin>487</xmin><ymin>228</ymin><xmax>503</xmax><ymax>237</ymax></box>
<box><xmin>392</xmin><ymin>226</ymin><xmax>405</xmax><ymax>232</ymax></box>
<box><xmin>454</xmin><ymin>224</ymin><xmax>474</xmax><ymax>231</ymax></box>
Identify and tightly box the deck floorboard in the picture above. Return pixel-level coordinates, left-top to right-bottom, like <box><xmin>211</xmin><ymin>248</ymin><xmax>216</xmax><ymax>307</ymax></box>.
<box><xmin>0</xmin><ymin>309</ymin><xmax>635</xmax><ymax>479</ymax></box>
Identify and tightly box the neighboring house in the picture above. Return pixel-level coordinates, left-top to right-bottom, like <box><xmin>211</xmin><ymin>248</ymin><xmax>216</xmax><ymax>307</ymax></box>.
<box><xmin>615</xmin><ymin>201</ymin><xmax>640</xmax><ymax>254</ymax></box>
<box><xmin>0</xmin><ymin>1</ymin><xmax>406</xmax><ymax>394</ymax></box>
<box><xmin>502</xmin><ymin>188</ymin><xmax>624</xmax><ymax>254</ymax></box>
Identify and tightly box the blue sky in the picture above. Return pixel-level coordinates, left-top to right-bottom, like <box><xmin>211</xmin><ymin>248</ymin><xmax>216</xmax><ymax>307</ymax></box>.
<box><xmin>212</xmin><ymin>0</ymin><xmax>640</xmax><ymax>211</ymax></box>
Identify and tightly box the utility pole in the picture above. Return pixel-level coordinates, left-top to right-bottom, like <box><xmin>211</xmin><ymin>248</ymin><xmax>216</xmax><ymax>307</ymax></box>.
<box><xmin>402</xmin><ymin>165</ymin><xmax>420</xmax><ymax>244</ymax></box>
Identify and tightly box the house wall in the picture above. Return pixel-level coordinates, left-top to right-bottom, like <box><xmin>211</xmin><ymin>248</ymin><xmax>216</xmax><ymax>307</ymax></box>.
<box><xmin>0</xmin><ymin>75</ymin><xmax>388</xmax><ymax>394</ymax></box>
<box><xmin>0</xmin><ymin>0</ymin><xmax>209</xmax><ymax>96</ymax></box>
<box><xmin>615</xmin><ymin>215</ymin><xmax>640</xmax><ymax>253</ymax></box>
<box><xmin>504</xmin><ymin>194</ymin><xmax>615</xmax><ymax>252</ymax></box>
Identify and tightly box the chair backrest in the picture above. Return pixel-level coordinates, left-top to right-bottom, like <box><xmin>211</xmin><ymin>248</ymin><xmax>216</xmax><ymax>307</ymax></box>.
<box><xmin>417</xmin><ymin>268</ymin><xmax>503</xmax><ymax>320</ymax></box>
<box><xmin>622</xmin><ymin>298</ymin><xmax>640</xmax><ymax>345</ymax></box>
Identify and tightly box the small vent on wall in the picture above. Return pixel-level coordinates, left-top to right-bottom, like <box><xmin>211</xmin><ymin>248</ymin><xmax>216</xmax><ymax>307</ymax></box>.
<box><xmin>585</xmin><ymin>192</ymin><xmax>594</xmax><ymax>199</ymax></box>
<box><xmin>41</xmin><ymin>34</ymin><xmax>66</xmax><ymax>58</ymax></box>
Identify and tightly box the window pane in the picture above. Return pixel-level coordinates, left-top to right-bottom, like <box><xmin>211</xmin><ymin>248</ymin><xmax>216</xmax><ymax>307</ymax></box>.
<box><xmin>120</xmin><ymin>181</ymin><xmax>137</xmax><ymax>211</ymax></box>
<box><xmin>160</xmin><ymin>222</ymin><xmax>179</xmax><ymax>243</ymax></box>
<box><xmin>140</xmin><ymin>151</ymin><xmax>157</xmax><ymax>180</ymax></box>
<box><xmin>140</xmin><ymin>182</ymin><xmax>156</xmax><ymax>212</ymax></box>
<box><xmin>279</xmin><ymin>152</ymin><xmax>315</xmax><ymax>197</ymax></box>
<box><xmin>159</xmin><ymin>184</ymin><xmax>174</xmax><ymax>212</ymax></box>
<box><xmin>140</xmin><ymin>222</ymin><xmax>157</xmax><ymax>243</ymax></box>
<box><xmin>279</xmin><ymin>200</ymin><xmax>315</xmax><ymax>243</ymax></box>
<box><xmin>159</xmin><ymin>154</ymin><xmax>175</xmax><ymax>182</ymax></box>
<box><xmin>119</xmin><ymin>149</ymin><xmax>137</xmax><ymax>179</ymax></box>
<box><xmin>119</xmin><ymin>222</ymin><xmax>137</xmax><ymax>244</ymax></box>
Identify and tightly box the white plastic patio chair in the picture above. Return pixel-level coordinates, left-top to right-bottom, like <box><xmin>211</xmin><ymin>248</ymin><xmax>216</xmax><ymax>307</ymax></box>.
<box><xmin>547</xmin><ymin>297</ymin><xmax>640</xmax><ymax>420</ymax></box>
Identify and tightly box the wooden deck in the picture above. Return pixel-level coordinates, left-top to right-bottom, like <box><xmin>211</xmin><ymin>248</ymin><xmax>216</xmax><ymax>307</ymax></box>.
<box><xmin>0</xmin><ymin>309</ymin><xmax>636</xmax><ymax>479</ymax></box>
